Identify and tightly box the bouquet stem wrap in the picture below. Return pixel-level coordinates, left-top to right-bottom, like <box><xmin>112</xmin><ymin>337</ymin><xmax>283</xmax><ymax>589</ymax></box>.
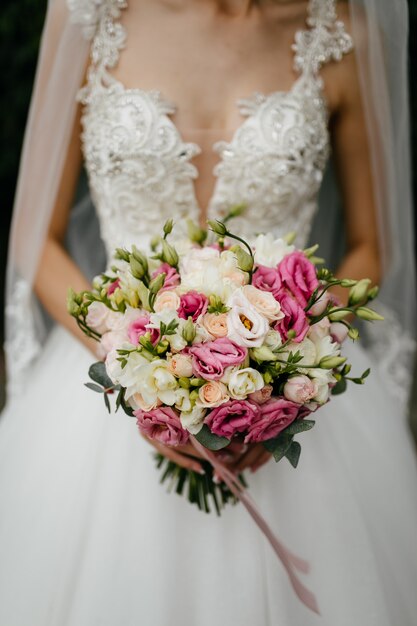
<box><xmin>190</xmin><ymin>435</ymin><xmax>320</xmax><ymax>615</ymax></box>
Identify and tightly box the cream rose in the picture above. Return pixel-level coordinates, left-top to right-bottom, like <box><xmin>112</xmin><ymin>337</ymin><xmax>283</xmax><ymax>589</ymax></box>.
<box><xmin>154</xmin><ymin>290</ymin><xmax>181</xmax><ymax>312</ymax></box>
<box><xmin>227</xmin><ymin>367</ymin><xmax>264</xmax><ymax>400</ymax></box>
<box><xmin>201</xmin><ymin>312</ymin><xmax>229</xmax><ymax>338</ymax></box>
<box><xmin>167</xmin><ymin>353</ymin><xmax>194</xmax><ymax>378</ymax></box>
<box><xmin>242</xmin><ymin>284</ymin><xmax>284</xmax><ymax>322</ymax></box>
<box><xmin>196</xmin><ymin>381</ymin><xmax>229</xmax><ymax>408</ymax></box>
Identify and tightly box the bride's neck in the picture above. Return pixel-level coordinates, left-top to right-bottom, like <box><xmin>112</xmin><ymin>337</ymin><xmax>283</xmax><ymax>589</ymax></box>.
<box><xmin>158</xmin><ymin>0</ymin><xmax>284</xmax><ymax>17</ymax></box>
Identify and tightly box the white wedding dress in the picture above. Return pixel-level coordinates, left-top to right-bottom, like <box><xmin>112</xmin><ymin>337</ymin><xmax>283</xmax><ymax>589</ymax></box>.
<box><xmin>1</xmin><ymin>1</ymin><xmax>417</xmax><ymax>624</ymax></box>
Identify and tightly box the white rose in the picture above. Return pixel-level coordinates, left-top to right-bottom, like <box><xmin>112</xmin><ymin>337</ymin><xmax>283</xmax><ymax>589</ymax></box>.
<box><xmin>228</xmin><ymin>367</ymin><xmax>264</xmax><ymax>400</ymax></box>
<box><xmin>106</xmin><ymin>306</ymin><xmax>140</xmax><ymax>332</ymax></box>
<box><xmin>154</xmin><ymin>290</ymin><xmax>181</xmax><ymax>312</ymax></box>
<box><xmin>330</xmin><ymin>322</ymin><xmax>349</xmax><ymax>344</ymax></box>
<box><xmin>252</xmin><ymin>233</ymin><xmax>295</xmax><ymax>267</ymax></box>
<box><xmin>281</xmin><ymin>337</ymin><xmax>317</xmax><ymax>366</ymax></box>
<box><xmin>263</xmin><ymin>329</ymin><xmax>283</xmax><ymax>352</ymax></box>
<box><xmin>99</xmin><ymin>330</ymin><xmax>128</xmax><ymax>358</ymax></box>
<box><xmin>180</xmin><ymin>405</ymin><xmax>206</xmax><ymax>434</ymax></box>
<box><xmin>127</xmin><ymin>392</ymin><xmax>160</xmax><ymax>412</ymax></box>
<box><xmin>283</xmin><ymin>375</ymin><xmax>318</xmax><ymax>404</ymax></box>
<box><xmin>86</xmin><ymin>301</ymin><xmax>112</xmax><ymax>334</ymax></box>
<box><xmin>219</xmin><ymin>365</ymin><xmax>241</xmax><ymax>384</ymax></box>
<box><xmin>106</xmin><ymin>348</ymin><xmax>148</xmax><ymax>386</ymax></box>
<box><xmin>308</xmin><ymin>317</ymin><xmax>331</xmax><ymax>341</ymax></box>
<box><xmin>226</xmin><ymin>288</ymin><xmax>269</xmax><ymax>347</ymax></box>
<box><xmin>242</xmin><ymin>284</ymin><xmax>284</xmax><ymax>322</ymax></box>
<box><xmin>174</xmin><ymin>387</ymin><xmax>192</xmax><ymax>413</ymax></box>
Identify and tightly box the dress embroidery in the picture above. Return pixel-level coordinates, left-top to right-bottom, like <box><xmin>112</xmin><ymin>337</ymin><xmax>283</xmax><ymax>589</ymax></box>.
<box><xmin>67</xmin><ymin>0</ymin><xmax>353</xmax><ymax>257</ymax></box>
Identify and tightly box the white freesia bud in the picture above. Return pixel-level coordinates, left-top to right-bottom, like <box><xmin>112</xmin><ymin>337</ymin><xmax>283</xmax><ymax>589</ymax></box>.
<box><xmin>228</xmin><ymin>368</ymin><xmax>264</xmax><ymax>400</ymax></box>
<box><xmin>174</xmin><ymin>387</ymin><xmax>192</xmax><ymax>413</ymax></box>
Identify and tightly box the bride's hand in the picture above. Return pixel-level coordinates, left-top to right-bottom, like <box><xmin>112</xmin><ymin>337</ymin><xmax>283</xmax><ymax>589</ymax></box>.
<box><xmin>140</xmin><ymin>434</ymin><xmax>248</xmax><ymax>475</ymax></box>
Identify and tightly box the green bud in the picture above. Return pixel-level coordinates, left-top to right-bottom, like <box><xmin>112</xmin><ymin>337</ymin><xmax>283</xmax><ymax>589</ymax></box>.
<box><xmin>150</xmin><ymin>235</ymin><xmax>161</xmax><ymax>251</ymax></box>
<box><xmin>367</xmin><ymin>286</ymin><xmax>379</xmax><ymax>301</ymax></box>
<box><xmin>149</xmin><ymin>272</ymin><xmax>166</xmax><ymax>295</ymax></box>
<box><xmin>178</xmin><ymin>377</ymin><xmax>191</xmax><ymax>389</ymax></box>
<box><xmin>287</xmin><ymin>329</ymin><xmax>297</xmax><ymax>340</ymax></box>
<box><xmin>230</xmin><ymin>245</ymin><xmax>254</xmax><ymax>273</ymax></box>
<box><xmin>355</xmin><ymin>307</ymin><xmax>384</xmax><ymax>322</ymax></box>
<box><xmin>250</xmin><ymin>346</ymin><xmax>278</xmax><ymax>362</ymax></box>
<box><xmin>226</xmin><ymin>203</ymin><xmax>247</xmax><ymax>219</ymax></box>
<box><xmin>328</xmin><ymin>308</ymin><xmax>350</xmax><ymax>322</ymax></box>
<box><xmin>115</xmin><ymin>248</ymin><xmax>130</xmax><ymax>262</ymax></box>
<box><xmin>263</xmin><ymin>370</ymin><xmax>273</xmax><ymax>384</ymax></box>
<box><xmin>182</xmin><ymin>316</ymin><xmax>196</xmax><ymax>344</ymax></box>
<box><xmin>186</xmin><ymin>219</ymin><xmax>206</xmax><ymax>245</ymax></box>
<box><xmin>131</xmin><ymin>245</ymin><xmax>148</xmax><ymax>271</ymax></box>
<box><xmin>161</xmin><ymin>240</ymin><xmax>179</xmax><ymax>267</ymax></box>
<box><xmin>303</xmin><ymin>243</ymin><xmax>319</xmax><ymax>258</ymax></box>
<box><xmin>189</xmin><ymin>389</ymin><xmax>200</xmax><ymax>402</ymax></box>
<box><xmin>136</xmin><ymin>281</ymin><xmax>151</xmax><ymax>311</ymax></box>
<box><xmin>207</xmin><ymin>219</ymin><xmax>227</xmax><ymax>236</ymax></box>
<box><xmin>284</xmin><ymin>231</ymin><xmax>297</xmax><ymax>245</ymax></box>
<box><xmin>319</xmin><ymin>355</ymin><xmax>347</xmax><ymax>369</ymax></box>
<box><xmin>66</xmin><ymin>288</ymin><xmax>79</xmax><ymax>316</ymax></box>
<box><xmin>190</xmin><ymin>377</ymin><xmax>206</xmax><ymax>387</ymax></box>
<box><xmin>156</xmin><ymin>339</ymin><xmax>169</xmax><ymax>354</ymax></box>
<box><xmin>341</xmin><ymin>363</ymin><xmax>352</xmax><ymax>375</ymax></box>
<box><xmin>130</xmin><ymin>256</ymin><xmax>146</xmax><ymax>280</ymax></box>
<box><xmin>348</xmin><ymin>278</ymin><xmax>372</xmax><ymax>305</ymax></box>
<box><xmin>348</xmin><ymin>327</ymin><xmax>360</xmax><ymax>340</ymax></box>
<box><xmin>340</xmin><ymin>278</ymin><xmax>357</xmax><ymax>288</ymax></box>
<box><xmin>127</xmin><ymin>289</ymin><xmax>140</xmax><ymax>308</ymax></box>
<box><xmin>163</xmin><ymin>219</ymin><xmax>174</xmax><ymax>237</ymax></box>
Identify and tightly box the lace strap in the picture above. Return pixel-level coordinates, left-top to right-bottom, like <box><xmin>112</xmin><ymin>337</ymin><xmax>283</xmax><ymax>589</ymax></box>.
<box><xmin>67</xmin><ymin>0</ymin><xmax>127</xmax><ymax>102</ymax></box>
<box><xmin>292</xmin><ymin>0</ymin><xmax>353</xmax><ymax>76</ymax></box>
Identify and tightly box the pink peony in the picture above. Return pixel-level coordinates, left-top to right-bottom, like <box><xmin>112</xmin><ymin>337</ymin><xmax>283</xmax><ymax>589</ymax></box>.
<box><xmin>244</xmin><ymin>398</ymin><xmax>299</xmax><ymax>443</ymax></box>
<box><xmin>278</xmin><ymin>251</ymin><xmax>319</xmax><ymax>308</ymax></box>
<box><xmin>135</xmin><ymin>406</ymin><xmax>189</xmax><ymax>446</ymax></box>
<box><xmin>205</xmin><ymin>399</ymin><xmax>260</xmax><ymax>439</ymax></box>
<box><xmin>128</xmin><ymin>315</ymin><xmax>160</xmax><ymax>345</ymax></box>
<box><xmin>178</xmin><ymin>291</ymin><xmax>209</xmax><ymax>322</ymax></box>
<box><xmin>252</xmin><ymin>264</ymin><xmax>283</xmax><ymax>300</ymax></box>
<box><xmin>274</xmin><ymin>294</ymin><xmax>309</xmax><ymax>343</ymax></box>
<box><xmin>107</xmin><ymin>278</ymin><xmax>121</xmax><ymax>296</ymax></box>
<box><xmin>188</xmin><ymin>338</ymin><xmax>247</xmax><ymax>380</ymax></box>
<box><xmin>151</xmin><ymin>263</ymin><xmax>180</xmax><ymax>291</ymax></box>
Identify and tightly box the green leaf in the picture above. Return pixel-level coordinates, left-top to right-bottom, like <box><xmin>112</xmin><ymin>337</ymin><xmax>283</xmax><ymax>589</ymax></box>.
<box><xmin>194</xmin><ymin>424</ymin><xmax>230</xmax><ymax>451</ymax></box>
<box><xmin>263</xmin><ymin>434</ymin><xmax>294</xmax><ymax>463</ymax></box>
<box><xmin>89</xmin><ymin>361</ymin><xmax>114</xmax><ymax>389</ymax></box>
<box><xmin>283</xmin><ymin>419</ymin><xmax>315</xmax><ymax>436</ymax></box>
<box><xmin>84</xmin><ymin>382</ymin><xmax>104</xmax><ymax>393</ymax></box>
<box><xmin>361</xmin><ymin>368</ymin><xmax>371</xmax><ymax>379</ymax></box>
<box><xmin>104</xmin><ymin>392</ymin><xmax>111</xmax><ymax>413</ymax></box>
<box><xmin>285</xmin><ymin>441</ymin><xmax>302</xmax><ymax>468</ymax></box>
<box><xmin>331</xmin><ymin>377</ymin><xmax>347</xmax><ymax>395</ymax></box>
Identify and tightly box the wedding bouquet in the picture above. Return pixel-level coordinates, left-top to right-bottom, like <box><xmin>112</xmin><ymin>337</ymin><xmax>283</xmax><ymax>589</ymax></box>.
<box><xmin>68</xmin><ymin>215</ymin><xmax>382</xmax><ymax>515</ymax></box>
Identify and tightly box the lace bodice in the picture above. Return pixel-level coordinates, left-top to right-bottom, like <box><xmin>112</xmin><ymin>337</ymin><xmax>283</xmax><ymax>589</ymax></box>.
<box><xmin>68</xmin><ymin>0</ymin><xmax>353</xmax><ymax>256</ymax></box>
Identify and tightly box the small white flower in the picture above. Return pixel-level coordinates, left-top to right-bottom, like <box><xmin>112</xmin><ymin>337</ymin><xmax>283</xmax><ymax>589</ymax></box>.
<box><xmin>132</xmin><ymin>359</ymin><xmax>178</xmax><ymax>407</ymax></box>
<box><xmin>228</xmin><ymin>367</ymin><xmax>264</xmax><ymax>400</ymax></box>
<box><xmin>174</xmin><ymin>387</ymin><xmax>192</xmax><ymax>413</ymax></box>
<box><xmin>226</xmin><ymin>288</ymin><xmax>269</xmax><ymax>347</ymax></box>
<box><xmin>180</xmin><ymin>405</ymin><xmax>206</xmax><ymax>434</ymax></box>
<box><xmin>252</xmin><ymin>233</ymin><xmax>295</xmax><ymax>267</ymax></box>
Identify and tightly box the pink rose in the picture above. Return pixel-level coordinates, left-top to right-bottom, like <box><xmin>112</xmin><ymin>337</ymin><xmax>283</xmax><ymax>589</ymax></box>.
<box><xmin>274</xmin><ymin>294</ymin><xmax>309</xmax><ymax>343</ymax></box>
<box><xmin>244</xmin><ymin>398</ymin><xmax>299</xmax><ymax>443</ymax></box>
<box><xmin>151</xmin><ymin>263</ymin><xmax>180</xmax><ymax>291</ymax></box>
<box><xmin>128</xmin><ymin>315</ymin><xmax>160</xmax><ymax>345</ymax></box>
<box><xmin>278</xmin><ymin>251</ymin><xmax>319</xmax><ymax>307</ymax></box>
<box><xmin>178</xmin><ymin>291</ymin><xmax>208</xmax><ymax>322</ymax></box>
<box><xmin>205</xmin><ymin>399</ymin><xmax>259</xmax><ymax>439</ymax></box>
<box><xmin>283</xmin><ymin>375</ymin><xmax>318</xmax><ymax>404</ymax></box>
<box><xmin>188</xmin><ymin>338</ymin><xmax>248</xmax><ymax>380</ymax></box>
<box><xmin>248</xmin><ymin>384</ymin><xmax>273</xmax><ymax>405</ymax></box>
<box><xmin>252</xmin><ymin>264</ymin><xmax>283</xmax><ymax>300</ymax></box>
<box><xmin>107</xmin><ymin>278</ymin><xmax>121</xmax><ymax>296</ymax></box>
<box><xmin>135</xmin><ymin>406</ymin><xmax>189</xmax><ymax>446</ymax></box>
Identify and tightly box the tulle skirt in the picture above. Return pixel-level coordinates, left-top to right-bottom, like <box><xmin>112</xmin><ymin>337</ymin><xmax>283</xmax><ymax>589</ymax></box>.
<box><xmin>0</xmin><ymin>325</ymin><xmax>416</xmax><ymax>626</ymax></box>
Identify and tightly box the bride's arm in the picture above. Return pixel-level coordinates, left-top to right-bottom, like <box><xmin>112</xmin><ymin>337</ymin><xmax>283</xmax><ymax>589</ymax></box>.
<box><xmin>326</xmin><ymin>46</ymin><xmax>381</xmax><ymax>305</ymax></box>
<box><xmin>33</xmin><ymin>101</ymin><xmax>97</xmax><ymax>356</ymax></box>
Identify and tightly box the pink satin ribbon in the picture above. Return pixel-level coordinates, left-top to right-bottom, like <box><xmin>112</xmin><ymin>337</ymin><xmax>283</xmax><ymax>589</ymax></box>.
<box><xmin>190</xmin><ymin>435</ymin><xmax>320</xmax><ymax>615</ymax></box>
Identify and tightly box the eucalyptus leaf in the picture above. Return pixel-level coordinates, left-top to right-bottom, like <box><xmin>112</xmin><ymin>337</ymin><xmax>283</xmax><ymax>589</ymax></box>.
<box><xmin>331</xmin><ymin>377</ymin><xmax>347</xmax><ymax>395</ymax></box>
<box><xmin>104</xmin><ymin>392</ymin><xmax>111</xmax><ymax>414</ymax></box>
<box><xmin>263</xmin><ymin>434</ymin><xmax>294</xmax><ymax>463</ymax></box>
<box><xmin>194</xmin><ymin>425</ymin><xmax>230</xmax><ymax>451</ymax></box>
<box><xmin>84</xmin><ymin>382</ymin><xmax>104</xmax><ymax>393</ymax></box>
<box><xmin>283</xmin><ymin>419</ymin><xmax>315</xmax><ymax>436</ymax></box>
<box><xmin>285</xmin><ymin>441</ymin><xmax>302</xmax><ymax>468</ymax></box>
<box><xmin>89</xmin><ymin>361</ymin><xmax>114</xmax><ymax>389</ymax></box>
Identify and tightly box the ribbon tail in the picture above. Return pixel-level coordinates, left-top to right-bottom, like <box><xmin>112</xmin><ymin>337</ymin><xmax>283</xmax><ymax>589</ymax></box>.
<box><xmin>190</xmin><ymin>436</ymin><xmax>320</xmax><ymax>616</ymax></box>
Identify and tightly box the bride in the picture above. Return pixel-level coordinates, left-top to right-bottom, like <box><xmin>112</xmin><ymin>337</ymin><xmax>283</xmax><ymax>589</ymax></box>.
<box><xmin>1</xmin><ymin>0</ymin><xmax>417</xmax><ymax>624</ymax></box>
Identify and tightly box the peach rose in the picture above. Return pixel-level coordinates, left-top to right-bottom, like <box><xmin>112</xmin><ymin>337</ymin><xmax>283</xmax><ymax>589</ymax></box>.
<box><xmin>167</xmin><ymin>353</ymin><xmax>194</xmax><ymax>378</ymax></box>
<box><xmin>196</xmin><ymin>381</ymin><xmax>229</xmax><ymax>408</ymax></box>
<box><xmin>154</xmin><ymin>289</ymin><xmax>181</xmax><ymax>312</ymax></box>
<box><xmin>201</xmin><ymin>312</ymin><xmax>229</xmax><ymax>338</ymax></box>
<box><xmin>242</xmin><ymin>284</ymin><xmax>284</xmax><ymax>322</ymax></box>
